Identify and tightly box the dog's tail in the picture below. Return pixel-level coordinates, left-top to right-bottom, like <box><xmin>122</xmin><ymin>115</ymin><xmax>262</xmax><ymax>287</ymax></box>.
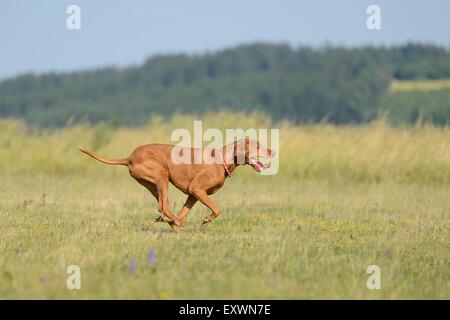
<box><xmin>79</xmin><ymin>149</ymin><xmax>129</xmax><ymax>166</ymax></box>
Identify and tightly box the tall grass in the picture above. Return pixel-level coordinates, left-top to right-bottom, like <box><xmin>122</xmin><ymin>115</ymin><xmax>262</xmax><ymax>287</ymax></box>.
<box><xmin>0</xmin><ymin>111</ymin><xmax>449</xmax><ymax>184</ymax></box>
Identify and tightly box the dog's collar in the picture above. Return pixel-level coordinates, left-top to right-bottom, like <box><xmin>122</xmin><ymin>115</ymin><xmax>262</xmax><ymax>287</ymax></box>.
<box><xmin>218</xmin><ymin>149</ymin><xmax>232</xmax><ymax>178</ymax></box>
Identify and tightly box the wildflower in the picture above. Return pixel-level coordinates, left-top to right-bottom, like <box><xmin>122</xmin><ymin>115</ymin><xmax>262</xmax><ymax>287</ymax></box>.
<box><xmin>129</xmin><ymin>258</ymin><xmax>137</xmax><ymax>275</ymax></box>
<box><xmin>147</xmin><ymin>249</ymin><xmax>156</xmax><ymax>265</ymax></box>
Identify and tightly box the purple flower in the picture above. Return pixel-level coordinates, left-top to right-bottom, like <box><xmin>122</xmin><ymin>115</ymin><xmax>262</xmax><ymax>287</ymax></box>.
<box><xmin>129</xmin><ymin>258</ymin><xmax>137</xmax><ymax>275</ymax></box>
<box><xmin>147</xmin><ymin>249</ymin><xmax>156</xmax><ymax>265</ymax></box>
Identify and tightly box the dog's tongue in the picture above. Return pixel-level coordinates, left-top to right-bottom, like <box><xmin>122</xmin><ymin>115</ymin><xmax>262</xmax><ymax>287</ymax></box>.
<box><xmin>250</xmin><ymin>159</ymin><xmax>264</xmax><ymax>172</ymax></box>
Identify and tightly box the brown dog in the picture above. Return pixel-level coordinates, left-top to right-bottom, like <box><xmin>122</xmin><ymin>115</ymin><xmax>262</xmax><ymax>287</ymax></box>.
<box><xmin>80</xmin><ymin>138</ymin><xmax>274</xmax><ymax>232</ymax></box>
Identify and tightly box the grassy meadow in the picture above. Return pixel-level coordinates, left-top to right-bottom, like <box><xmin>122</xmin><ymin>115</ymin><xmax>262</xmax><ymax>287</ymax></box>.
<box><xmin>389</xmin><ymin>79</ymin><xmax>450</xmax><ymax>92</ymax></box>
<box><xmin>0</xmin><ymin>112</ymin><xmax>449</xmax><ymax>299</ymax></box>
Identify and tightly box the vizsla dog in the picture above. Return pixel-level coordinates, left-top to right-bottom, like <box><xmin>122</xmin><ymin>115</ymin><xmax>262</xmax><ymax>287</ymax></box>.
<box><xmin>80</xmin><ymin>138</ymin><xmax>274</xmax><ymax>232</ymax></box>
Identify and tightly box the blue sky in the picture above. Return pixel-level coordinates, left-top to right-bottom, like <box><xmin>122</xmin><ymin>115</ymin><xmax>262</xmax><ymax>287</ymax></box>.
<box><xmin>1</xmin><ymin>0</ymin><xmax>449</xmax><ymax>79</ymax></box>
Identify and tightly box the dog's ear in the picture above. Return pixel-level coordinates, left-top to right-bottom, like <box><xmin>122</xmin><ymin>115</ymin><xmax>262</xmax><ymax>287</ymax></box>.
<box><xmin>227</xmin><ymin>138</ymin><xmax>250</xmax><ymax>164</ymax></box>
<box><xmin>245</xmin><ymin>138</ymin><xmax>251</xmax><ymax>158</ymax></box>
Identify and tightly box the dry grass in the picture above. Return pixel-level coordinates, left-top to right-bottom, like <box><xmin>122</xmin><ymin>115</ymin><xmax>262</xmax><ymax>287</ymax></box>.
<box><xmin>1</xmin><ymin>112</ymin><xmax>449</xmax><ymax>184</ymax></box>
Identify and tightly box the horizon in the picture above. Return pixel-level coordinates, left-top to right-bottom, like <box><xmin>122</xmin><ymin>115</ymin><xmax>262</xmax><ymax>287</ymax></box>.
<box><xmin>1</xmin><ymin>0</ymin><xmax>449</xmax><ymax>80</ymax></box>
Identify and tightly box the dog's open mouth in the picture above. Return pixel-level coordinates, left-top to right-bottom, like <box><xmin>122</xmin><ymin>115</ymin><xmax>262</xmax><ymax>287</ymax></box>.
<box><xmin>249</xmin><ymin>157</ymin><xmax>271</xmax><ymax>172</ymax></box>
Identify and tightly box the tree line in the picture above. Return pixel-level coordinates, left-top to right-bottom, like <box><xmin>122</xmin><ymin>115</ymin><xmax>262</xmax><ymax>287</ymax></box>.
<box><xmin>0</xmin><ymin>43</ymin><xmax>449</xmax><ymax>127</ymax></box>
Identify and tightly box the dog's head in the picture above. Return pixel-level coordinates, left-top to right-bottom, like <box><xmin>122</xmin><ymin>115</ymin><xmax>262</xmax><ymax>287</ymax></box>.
<box><xmin>228</xmin><ymin>138</ymin><xmax>275</xmax><ymax>172</ymax></box>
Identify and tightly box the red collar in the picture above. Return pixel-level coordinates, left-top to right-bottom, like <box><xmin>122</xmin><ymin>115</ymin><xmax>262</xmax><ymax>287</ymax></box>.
<box><xmin>218</xmin><ymin>149</ymin><xmax>232</xmax><ymax>178</ymax></box>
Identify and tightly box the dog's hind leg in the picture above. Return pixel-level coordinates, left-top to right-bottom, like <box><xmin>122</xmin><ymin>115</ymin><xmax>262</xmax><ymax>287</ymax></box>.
<box><xmin>130</xmin><ymin>161</ymin><xmax>182</xmax><ymax>232</ymax></box>
<box><xmin>137</xmin><ymin>179</ymin><xmax>178</xmax><ymax>230</ymax></box>
<box><xmin>154</xmin><ymin>179</ymin><xmax>184</xmax><ymax>231</ymax></box>
<box><xmin>137</xmin><ymin>180</ymin><xmax>169</xmax><ymax>222</ymax></box>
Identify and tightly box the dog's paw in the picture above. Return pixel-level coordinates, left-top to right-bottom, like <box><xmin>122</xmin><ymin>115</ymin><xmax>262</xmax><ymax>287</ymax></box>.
<box><xmin>202</xmin><ymin>217</ymin><xmax>211</xmax><ymax>225</ymax></box>
<box><xmin>173</xmin><ymin>218</ymin><xmax>185</xmax><ymax>227</ymax></box>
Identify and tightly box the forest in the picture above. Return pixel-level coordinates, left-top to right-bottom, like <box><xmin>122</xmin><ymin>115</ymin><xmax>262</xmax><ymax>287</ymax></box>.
<box><xmin>0</xmin><ymin>43</ymin><xmax>449</xmax><ymax>127</ymax></box>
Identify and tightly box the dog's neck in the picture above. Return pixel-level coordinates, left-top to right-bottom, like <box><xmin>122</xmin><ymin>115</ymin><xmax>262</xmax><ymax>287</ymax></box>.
<box><xmin>220</xmin><ymin>146</ymin><xmax>239</xmax><ymax>178</ymax></box>
<box><xmin>224</xmin><ymin>163</ymin><xmax>237</xmax><ymax>177</ymax></box>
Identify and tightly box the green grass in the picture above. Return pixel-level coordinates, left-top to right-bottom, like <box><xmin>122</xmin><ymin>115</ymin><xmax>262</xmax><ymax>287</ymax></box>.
<box><xmin>0</xmin><ymin>175</ymin><xmax>448</xmax><ymax>299</ymax></box>
<box><xmin>389</xmin><ymin>79</ymin><xmax>450</xmax><ymax>92</ymax></box>
<box><xmin>0</xmin><ymin>114</ymin><xmax>449</xmax><ymax>299</ymax></box>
